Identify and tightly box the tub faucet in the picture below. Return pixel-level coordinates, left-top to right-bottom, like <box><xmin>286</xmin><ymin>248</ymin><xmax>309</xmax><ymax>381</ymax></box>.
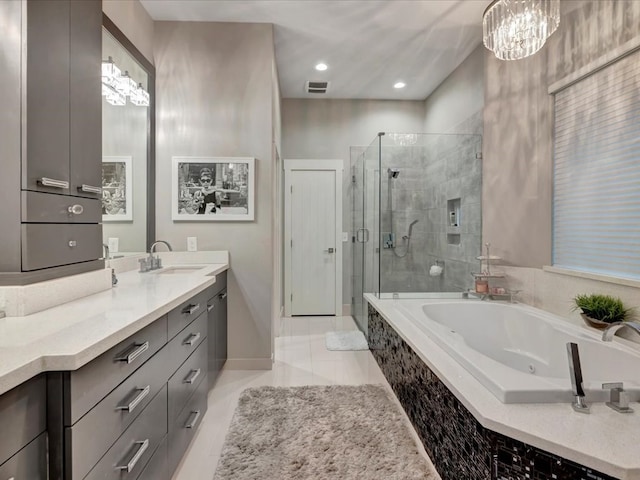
<box><xmin>602</xmin><ymin>321</ymin><xmax>640</xmax><ymax>341</ymax></box>
<box><xmin>566</xmin><ymin>342</ymin><xmax>589</xmax><ymax>413</ymax></box>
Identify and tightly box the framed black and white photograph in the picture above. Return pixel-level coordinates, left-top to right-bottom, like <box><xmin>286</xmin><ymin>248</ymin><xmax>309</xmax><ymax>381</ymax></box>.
<box><xmin>102</xmin><ymin>156</ymin><xmax>133</xmax><ymax>222</ymax></box>
<box><xmin>171</xmin><ymin>156</ymin><xmax>255</xmax><ymax>221</ymax></box>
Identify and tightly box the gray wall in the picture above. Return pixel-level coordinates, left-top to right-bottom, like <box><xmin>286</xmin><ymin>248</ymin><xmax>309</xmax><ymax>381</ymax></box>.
<box><xmin>483</xmin><ymin>0</ymin><xmax>640</xmax><ymax>267</ymax></box>
<box><xmin>154</xmin><ymin>22</ymin><xmax>276</xmax><ymax>368</ymax></box>
<box><xmin>102</xmin><ymin>0</ymin><xmax>154</xmax><ymax>64</ymax></box>
<box><xmin>282</xmin><ymin>99</ymin><xmax>426</xmax><ymax>306</ymax></box>
<box><xmin>424</xmin><ymin>44</ymin><xmax>484</xmax><ymax>135</ymax></box>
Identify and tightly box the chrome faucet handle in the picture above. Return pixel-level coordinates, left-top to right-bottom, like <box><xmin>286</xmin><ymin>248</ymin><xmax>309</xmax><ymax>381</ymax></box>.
<box><xmin>138</xmin><ymin>257</ymin><xmax>151</xmax><ymax>273</ymax></box>
<box><xmin>602</xmin><ymin>382</ymin><xmax>634</xmax><ymax>413</ymax></box>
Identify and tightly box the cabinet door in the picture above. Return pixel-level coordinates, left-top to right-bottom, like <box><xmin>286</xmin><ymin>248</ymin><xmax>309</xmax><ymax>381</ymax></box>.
<box><xmin>24</xmin><ymin>0</ymin><xmax>70</xmax><ymax>194</ymax></box>
<box><xmin>216</xmin><ymin>289</ymin><xmax>228</xmax><ymax>372</ymax></box>
<box><xmin>69</xmin><ymin>0</ymin><xmax>102</xmax><ymax>198</ymax></box>
<box><xmin>206</xmin><ymin>293</ymin><xmax>219</xmax><ymax>388</ymax></box>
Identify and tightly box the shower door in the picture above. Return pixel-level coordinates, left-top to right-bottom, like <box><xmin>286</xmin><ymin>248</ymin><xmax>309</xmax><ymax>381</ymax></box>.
<box><xmin>351</xmin><ymin>140</ymin><xmax>380</xmax><ymax>335</ymax></box>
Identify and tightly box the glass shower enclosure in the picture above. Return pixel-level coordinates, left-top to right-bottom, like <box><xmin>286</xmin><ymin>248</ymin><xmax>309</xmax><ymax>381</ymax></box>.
<box><xmin>351</xmin><ymin>132</ymin><xmax>483</xmax><ymax>333</ymax></box>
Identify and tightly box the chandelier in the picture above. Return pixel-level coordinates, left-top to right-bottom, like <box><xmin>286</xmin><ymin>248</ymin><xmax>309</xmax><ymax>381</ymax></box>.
<box><xmin>483</xmin><ymin>0</ymin><xmax>560</xmax><ymax>61</ymax></box>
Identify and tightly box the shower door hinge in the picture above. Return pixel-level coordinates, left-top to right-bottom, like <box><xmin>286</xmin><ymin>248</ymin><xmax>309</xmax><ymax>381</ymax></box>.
<box><xmin>290</xmin><ymin>293</ymin><xmax>293</xmax><ymax>301</ymax></box>
<box><xmin>290</xmin><ymin>239</ymin><xmax>293</xmax><ymax>247</ymax></box>
<box><xmin>290</xmin><ymin>185</ymin><xmax>293</xmax><ymax>193</ymax></box>
<box><xmin>351</xmin><ymin>175</ymin><xmax>356</xmax><ymax>184</ymax></box>
<box><xmin>476</xmin><ymin>152</ymin><xmax>483</xmax><ymax>159</ymax></box>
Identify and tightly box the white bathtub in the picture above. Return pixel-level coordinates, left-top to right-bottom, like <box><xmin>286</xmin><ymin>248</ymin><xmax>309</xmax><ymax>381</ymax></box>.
<box><xmin>392</xmin><ymin>300</ymin><xmax>640</xmax><ymax>404</ymax></box>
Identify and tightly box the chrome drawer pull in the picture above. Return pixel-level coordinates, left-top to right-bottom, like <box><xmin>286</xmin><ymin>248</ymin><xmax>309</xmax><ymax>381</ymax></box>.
<box><xmin>115</xmin><ymin>341</ymin><xmax>149</xmax><ymax>364</ymax></box>
<box><xmin>68</xmin><ymin>240</ymin><xmax>77</xmax><ymax>247</ymax></box>
<box><xmin>185</xmin><ymin>410</ymin><xmax>201</xmax><ymax>429</ymax></box>
<box><xmin>39</xmin><ymin>177</ymin><xmax>69</xmax><ymax>189</ymax></box>
<box><xmin>68</xmin><ymin>204</ymin><xmax>84</xmax><ymax>215</ymax></box>
<box><xmin>79</xmin><ymin>184</ymin><xmax>102</xmax><ymax>194</ymax></box>
<box><xmin>219</xmin><ymin>292</ymin><xmax>227</xmax><ymax>300</ymax></box>
<box><xmin>207</xmin><ymin>303</ymin><xmax>214</xmax><ymax>312</ymax></box>
<box><xmin>116</xmin><ymin>438</ymin><xmax>149</xmax><ymax>473</ymax></box>
<box><xmin>183</xmin><ymin>332</ymin><xmax>201</xmax><ymax>346</ymax></box>
<box><xmin>116</xmin><ymin>385</ymin><xmax>150</xmax><ymax>413</ymax></box>
<box><xmin>181</xmin><ymin>303</ymin><xmax>200</xmax><ymax>315</ymax></box>
<box><xmin>183</xmin><ymin>368</ymin><xmax>201</xmax><ymax>385</ymax></box>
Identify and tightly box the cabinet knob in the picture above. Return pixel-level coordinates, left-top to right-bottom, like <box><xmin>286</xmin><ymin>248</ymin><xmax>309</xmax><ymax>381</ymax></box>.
<box><xmin>68</xmin><ymin>204</ymin><xmax>84</xmax><ymax>215</ymax></box>
<box><xmin>68</xmin><ymin>240</ymin><xmax>77</xmax><ymax>247</ymax></box>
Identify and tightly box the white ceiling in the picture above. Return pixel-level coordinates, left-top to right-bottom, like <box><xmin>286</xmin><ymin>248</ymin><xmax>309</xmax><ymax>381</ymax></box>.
<box><xmin>140</xmin><ymin>0</ymin><xmax>490</xmax><ymax>100</ymax></box>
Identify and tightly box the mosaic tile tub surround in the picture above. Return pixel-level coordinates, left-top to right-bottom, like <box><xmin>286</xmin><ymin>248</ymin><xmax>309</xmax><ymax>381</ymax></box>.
<box><xmin>367</xmin><ymin>305</ymin><xmax>617</xmax><ymax>480</ymax></box>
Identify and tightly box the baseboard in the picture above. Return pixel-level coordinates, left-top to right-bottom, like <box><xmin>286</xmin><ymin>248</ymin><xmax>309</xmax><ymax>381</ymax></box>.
<box><xmin>225</xmin><ymin>358</ymin><xmax>273</xmax><ymax>370</ymax></box>
<box><xmin>342</xmin><ymin>304</ymin><xmax>351</xmax><ymax>316</ymax></box>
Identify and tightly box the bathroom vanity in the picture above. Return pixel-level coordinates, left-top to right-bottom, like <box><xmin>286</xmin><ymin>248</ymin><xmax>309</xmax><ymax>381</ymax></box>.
<box><xmin>0</xmin><ymin>257</ymin><xmax>228</xmax><ymax>479</ymax></box>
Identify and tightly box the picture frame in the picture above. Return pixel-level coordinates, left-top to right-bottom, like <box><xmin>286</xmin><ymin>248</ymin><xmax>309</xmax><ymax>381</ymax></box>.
<box><xmin>102</xmin><ymin>156</ymin><xmax>133</xmax><ymax>222</ymax></box>
<box><xmin>172</xmin><ymin>156</ymin><xmax>255</xmax><ymax>221</ymax></box>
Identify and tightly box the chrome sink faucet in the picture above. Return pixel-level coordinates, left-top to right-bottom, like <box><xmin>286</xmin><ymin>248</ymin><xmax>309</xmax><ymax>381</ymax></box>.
<box><xmin>102</xmin><ymin>243</ymin><xmax>118</xmax><ymax>285</ymax></box>
<box><xmin>140</xmin><ymin>240</ymin><xmax>173</xmax><ymax>272</ymax></box>
<box><xmin>602</xmin><ymin>321</ymin><xmax>640</xmax><ymax>341</ymax></box>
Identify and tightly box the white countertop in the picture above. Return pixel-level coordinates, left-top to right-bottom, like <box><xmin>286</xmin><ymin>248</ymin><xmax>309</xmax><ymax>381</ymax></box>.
<box><xmin>365</xmin><ymin>294</ymin><xmax>640</xmax><ymax>480</ymax></box>
<box><xmin>0</xmin><ymin>260</ymin><xmax>228</xmax><ymax>396</ymax></box>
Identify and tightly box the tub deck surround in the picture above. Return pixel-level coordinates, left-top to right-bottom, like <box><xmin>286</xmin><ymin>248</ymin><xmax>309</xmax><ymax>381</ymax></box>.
<box><xmin>0</xmin><ymin>253</ymin><xmax>229</xmax><ymax>395</ymax></box>
<box><xmin>365</xmin><ymin>294</ymin><xmax>640</xmax><ymax>480</ymax></box>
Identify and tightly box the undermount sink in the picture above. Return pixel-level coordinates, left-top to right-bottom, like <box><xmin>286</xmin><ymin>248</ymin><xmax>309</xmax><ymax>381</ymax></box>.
<box><xmin>153</xmin><ymin>266</ymin><xmax>206</xmax><ymax>275</ymax></box>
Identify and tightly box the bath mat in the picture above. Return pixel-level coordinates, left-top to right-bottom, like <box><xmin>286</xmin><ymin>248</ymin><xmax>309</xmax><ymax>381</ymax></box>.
<box><xmin>213</xmin><ymin>385</ymin><xmax>437</xmax><ymax>480</ymax></box>
<box><xmin>325</xmin><ymin>330</ymin><xmax>369</xmax><ymax>351</ymax></box>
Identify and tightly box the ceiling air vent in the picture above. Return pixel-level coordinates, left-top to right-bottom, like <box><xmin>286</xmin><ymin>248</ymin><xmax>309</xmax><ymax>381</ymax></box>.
<box><xmin>305</xmin><ymin>81</ymin><xmax>329</xmax><ymax>94</ymax></box>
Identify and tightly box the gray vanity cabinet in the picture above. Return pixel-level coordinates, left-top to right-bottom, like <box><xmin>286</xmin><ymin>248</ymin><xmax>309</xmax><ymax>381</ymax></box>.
<box><xmin>24</xmin><ymin>0</ymin><xmax>102</xmax><ymax>198</ymax></box>
<box><xmin>208</xmin><ymin>271</ymin><xmax>228</xmax><ymax>388</ymax></box>
<box><xmin>44</xmin><ymin>281</ymin><xmax>225</xmax><ymax>479</ymax></box>
<box><xmin>0</xmin><ymin>375</ymin><xmax>47</xmax><ymax>480</ymax></box>
<box><xmin>0</xmin><ymin>0</ymin><xmax>103</xmax><ymax>283</ymax></box>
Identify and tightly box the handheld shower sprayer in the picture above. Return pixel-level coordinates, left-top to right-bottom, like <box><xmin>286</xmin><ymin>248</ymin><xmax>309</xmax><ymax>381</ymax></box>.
<box><xmin>403</xmin><ymin>220</ymin><xmax>419</xmax><ymax>240</ymax></box>
<box><xmin>387</xmin><ymin>168</ymin><xmax>400</xmax><ymax>179</ymax></box>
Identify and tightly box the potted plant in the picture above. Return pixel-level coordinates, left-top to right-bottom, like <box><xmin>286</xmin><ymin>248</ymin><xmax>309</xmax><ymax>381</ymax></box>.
<box><xmin>573</xmin><ymin>293</ymin><xmax>632</xmax><ymax>329</ymax></box>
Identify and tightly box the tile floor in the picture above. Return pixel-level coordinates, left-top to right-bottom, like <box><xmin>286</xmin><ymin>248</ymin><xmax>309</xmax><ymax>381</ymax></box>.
<box><xmin>172</xmin><ymin>315</ymin><xmax>440</xmax><ymax>480</ymax></box>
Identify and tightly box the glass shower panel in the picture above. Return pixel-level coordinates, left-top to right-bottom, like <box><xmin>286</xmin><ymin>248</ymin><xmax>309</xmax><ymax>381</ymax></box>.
<box><xmin>351</xmin><ymin>148</ymin><xmax>366</xmax><ymax>332</ymax></box>
<box><xmin>378</xmin><ymin>133</ymin><xmax>483</xmax><ymax>297</ymax></box>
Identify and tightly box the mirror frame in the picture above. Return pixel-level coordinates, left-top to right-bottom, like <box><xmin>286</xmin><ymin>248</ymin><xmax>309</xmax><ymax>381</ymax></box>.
<box><xmin>102</xmin><ymin>14</ymin><xmax>156</xmax><ymax>251</ymax></box>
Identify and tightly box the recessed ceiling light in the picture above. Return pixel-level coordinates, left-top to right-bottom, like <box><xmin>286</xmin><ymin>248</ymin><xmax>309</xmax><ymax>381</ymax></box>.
<box><xmin>394</xmin><ymin>82</ymin><xmax>406</xmax><ymax>89</ymax></box>
<box><xmin>315</xmin><ymin>63</ymin><xmax>328</xmax><ymax>71</ymax></box>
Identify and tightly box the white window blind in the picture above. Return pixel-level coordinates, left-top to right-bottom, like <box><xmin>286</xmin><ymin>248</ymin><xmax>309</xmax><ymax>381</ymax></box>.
<box><xmin>553</xmin><ymin>49</ymin><xmax>640</xmax><ymax>281</ymax></box>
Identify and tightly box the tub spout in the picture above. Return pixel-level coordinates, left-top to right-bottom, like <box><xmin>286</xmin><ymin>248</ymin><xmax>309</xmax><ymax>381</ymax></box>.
<box><xmin>602</xmin><ymin>321</ymin><xmax>640</xmax><ymax>341</ymax></box>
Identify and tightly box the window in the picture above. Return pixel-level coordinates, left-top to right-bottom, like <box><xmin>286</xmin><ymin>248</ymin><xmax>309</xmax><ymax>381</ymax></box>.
<box><xmin>553</xmin><ymin>49</ymin><xmax>640</xmax><ymax>281</ymax></box>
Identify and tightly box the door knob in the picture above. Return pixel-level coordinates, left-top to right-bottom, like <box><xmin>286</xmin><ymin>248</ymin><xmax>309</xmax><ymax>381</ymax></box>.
<box><xmin>325</xmin><ymin>248</ymin><xmax>335</xmax><ymax>253</ymax></box>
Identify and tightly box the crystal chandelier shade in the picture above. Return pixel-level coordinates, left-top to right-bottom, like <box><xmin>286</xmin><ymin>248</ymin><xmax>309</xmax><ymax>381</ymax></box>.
<box><xmin>483</xmin><ymin>0</ymin><xmax>560</xmax><ymax>61</ymax></box>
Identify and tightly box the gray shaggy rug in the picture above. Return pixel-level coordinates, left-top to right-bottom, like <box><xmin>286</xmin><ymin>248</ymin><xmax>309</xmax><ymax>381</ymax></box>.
<box><xmin>213</xmin><ymin>384</ymin><xmax>437</xmax><ymax>480</ymax></box>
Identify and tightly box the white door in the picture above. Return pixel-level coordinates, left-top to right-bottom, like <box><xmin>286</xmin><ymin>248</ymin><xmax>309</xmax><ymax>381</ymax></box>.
<box><xmin>284</xmin><ymin>159</ymin><xmax>343</xmax><ymax>317</ymax></box>
<box><xmin>290</xmin><ymin>169</ymin><xmax>336</xmax><ymax>315</ymax></box>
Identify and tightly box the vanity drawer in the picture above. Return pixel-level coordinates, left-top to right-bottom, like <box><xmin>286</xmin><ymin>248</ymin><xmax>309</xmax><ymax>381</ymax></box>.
<box><xmin>167</xmin><ymin>288</ymin><xmax>212</xmax><ymax>340</ymax></box>
<box><xmin>168</xmin><ymin>342</ymin><xmax>207</xmax><ymax>426</ymax></box>
<box><xmin>137</xmin><ymin>435</ymin><xmax>168</xmax><ymax>480</ymax></box>
<box><xmin>167</xmin><ymin>311</ymin><xmax>207</xmax><ymax>375</ymax></box>
<box><xmin>66</xmin><ymin>347</ymin><xmax>169</xmax><ymax>480</ymax></box>
<box><xmin>168</xmin><ymin>376</ymin><xmax>208</xmax><ymax>474</ymax></box>
<box><xmin>0</xmin><ymin>375</ymin><xmax>46</xmax><ymax>466</ymax></box>
<box><xmin>21</xmin><ymin>190</ymin><xmax>101</xmax><ymax>223</ymax></box>
<box><xmin>21</xmin><ymin>223</ymin><xmax>102</xmax><ymax>271</ymax></box>
<box><xmin>64</xmin><ymin>315</ymin><xmax>168</xmax><ymax>425</ymax></box>
<box><xmin>0</xmin><ymin>433</ymin><xmax>47</xmax><ymax>480</ymax></box>
<box><xmin>84</xmin><ymin>385</ymin><xmax>167</xmax><ymax>480</ymax></box>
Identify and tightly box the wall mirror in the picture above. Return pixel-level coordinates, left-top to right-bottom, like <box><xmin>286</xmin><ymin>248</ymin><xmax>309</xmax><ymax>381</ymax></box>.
<box><xmin>101</xmin><ymin>15</ymin><xmax>155</xmax><ymax>254</ymax></box>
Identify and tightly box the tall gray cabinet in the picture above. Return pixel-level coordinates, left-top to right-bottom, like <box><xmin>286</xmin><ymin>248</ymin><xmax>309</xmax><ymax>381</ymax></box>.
<box><xmin>0</xmin><ymin>0</ymin><xmax>103</xmax><ymax>285</ymax></box>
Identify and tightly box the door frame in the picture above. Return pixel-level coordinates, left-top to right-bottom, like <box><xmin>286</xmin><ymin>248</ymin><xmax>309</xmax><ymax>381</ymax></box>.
<box><xmin>284</xmin><ymin>159</ymin><xmax>343</xmax><ymax>317</ymax></box>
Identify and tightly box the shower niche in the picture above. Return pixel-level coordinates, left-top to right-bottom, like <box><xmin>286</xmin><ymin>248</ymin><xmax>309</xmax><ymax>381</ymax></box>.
<box><xmin>447</xmin><ymin>197</ymin><xmax>461</xmax><ymax>245</ymax></box>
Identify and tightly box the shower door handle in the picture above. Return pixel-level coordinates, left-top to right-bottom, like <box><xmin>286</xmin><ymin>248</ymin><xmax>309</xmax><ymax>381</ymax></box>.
<box><xmin>324</xmin><ymin>248</ymin><xmax>335</xmax><ymax>253</ymax></box>
<box><xmin>356</xmin><ymin>228</ymin><xmax>369</xmax><ymax>243</ymax></box>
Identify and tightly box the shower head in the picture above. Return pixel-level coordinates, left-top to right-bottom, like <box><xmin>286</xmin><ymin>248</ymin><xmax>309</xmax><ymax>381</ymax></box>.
<box><xmin>387</xmin><ymin>168</ymin><xmax>400</xmax><ymax>179</ymax></box>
